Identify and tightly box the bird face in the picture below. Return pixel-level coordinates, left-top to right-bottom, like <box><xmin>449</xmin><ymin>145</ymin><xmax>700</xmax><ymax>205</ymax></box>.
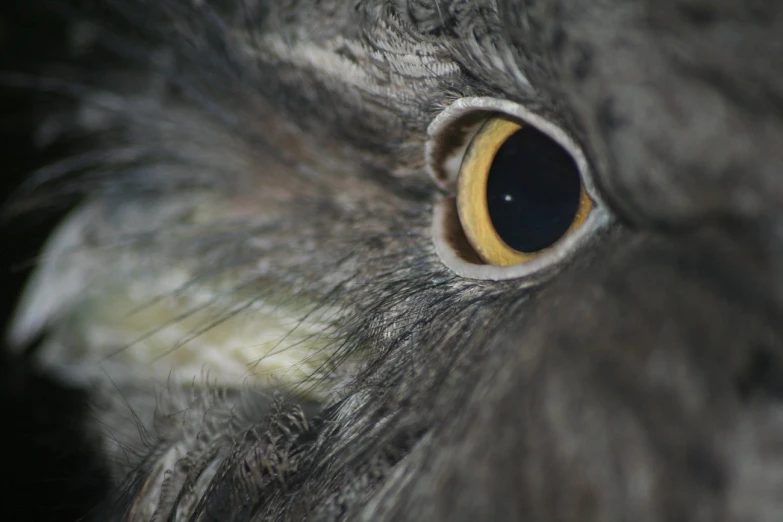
<box><xmin>7</xmin><ymin>0</ymin><xmax>783</xmax><ymax>520</ymax></box>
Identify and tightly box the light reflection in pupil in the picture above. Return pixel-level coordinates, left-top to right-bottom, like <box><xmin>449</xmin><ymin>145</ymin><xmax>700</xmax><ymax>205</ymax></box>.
<box><xmin>486</xmin><ymin>126</ymin><xmax>582</xmax><ymax>253</ymax></box>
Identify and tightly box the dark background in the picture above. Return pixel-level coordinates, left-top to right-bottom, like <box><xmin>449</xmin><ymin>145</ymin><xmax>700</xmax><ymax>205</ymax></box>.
<box><xmin>0</xmin><ymin>2</ymin><xmax>109</xmax><ymax>520</ymax></box>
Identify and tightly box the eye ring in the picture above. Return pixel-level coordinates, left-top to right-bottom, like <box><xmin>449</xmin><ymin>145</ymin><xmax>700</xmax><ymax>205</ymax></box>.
<box><xmin>457</xmin><ymin>117</ymin><xmax>593</xmax><ymax>266</ymax></box>
<box><xmin>427</xmin><ymin>97</ymin><xmax>612</xmax><ymax>281</ymax></box>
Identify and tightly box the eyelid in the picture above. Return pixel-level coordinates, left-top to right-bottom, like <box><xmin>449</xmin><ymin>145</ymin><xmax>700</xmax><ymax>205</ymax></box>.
<box><xmin>426</xmin><ymin>97</ymin><xmax>613</xmax><ymax>281</ymax></box>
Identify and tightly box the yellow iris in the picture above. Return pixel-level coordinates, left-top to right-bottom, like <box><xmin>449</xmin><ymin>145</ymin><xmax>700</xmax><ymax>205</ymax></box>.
<box><xmin>456</xmin><ymin>117</ymin><xmax>593</xmax><ymax>267</ymax></box>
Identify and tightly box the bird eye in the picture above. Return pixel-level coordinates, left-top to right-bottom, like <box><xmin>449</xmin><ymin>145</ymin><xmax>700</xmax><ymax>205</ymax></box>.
<box><xmin>456</xmin><ymin>117</ymin><xmax>593</xmax><ymax>266</ymax></box>
<box><xmin>427</xmin><ymin>98</ymin><xmax>611</xmax><ymax>280</ymax></box>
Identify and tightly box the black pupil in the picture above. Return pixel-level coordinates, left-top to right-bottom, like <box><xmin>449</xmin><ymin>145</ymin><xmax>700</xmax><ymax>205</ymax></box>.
<box><xmin>486</xmin><ymin>125</ymin><xmax>582</xmax><ymax>253</ymax></box>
